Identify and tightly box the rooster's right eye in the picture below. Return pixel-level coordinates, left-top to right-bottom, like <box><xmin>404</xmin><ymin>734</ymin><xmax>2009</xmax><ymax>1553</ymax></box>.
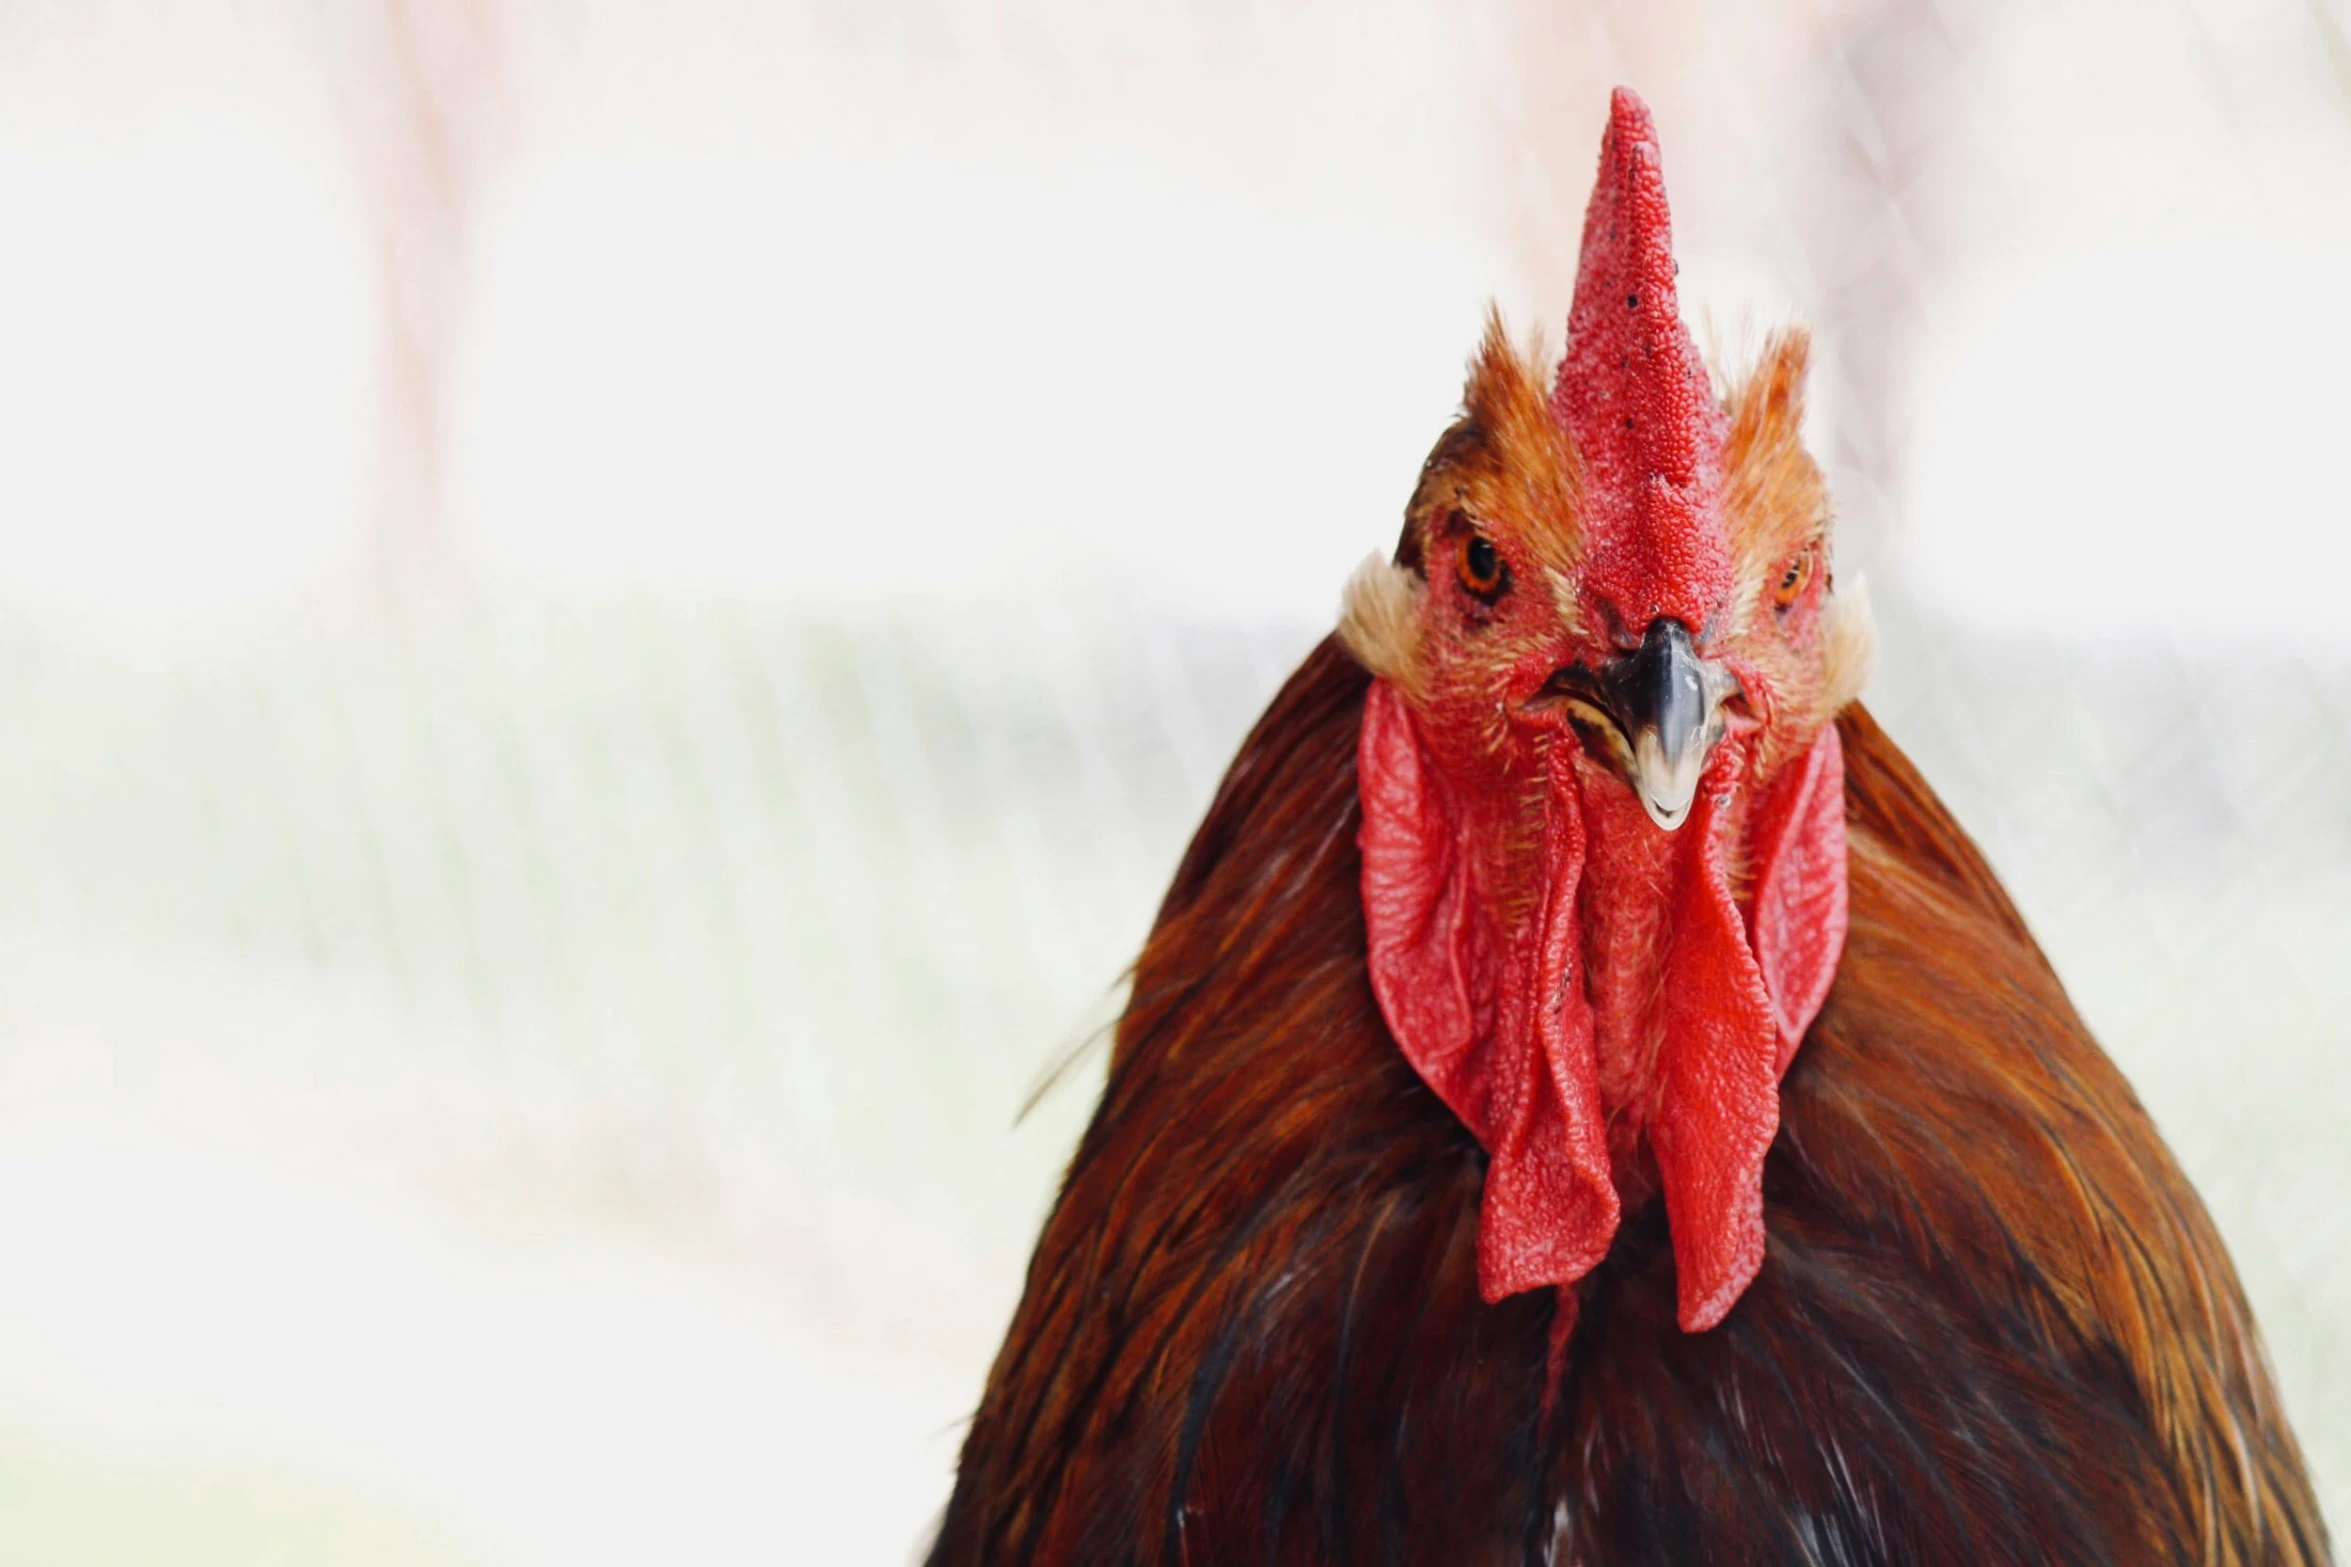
<box><xmin>1457</xmin><ymin>533</ymin><xmax>1510</xmax><ymax>602</ymax></box>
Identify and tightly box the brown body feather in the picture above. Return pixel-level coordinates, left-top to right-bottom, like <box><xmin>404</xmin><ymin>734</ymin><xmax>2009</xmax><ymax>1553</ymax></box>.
<box><xmin>928</xmin><ymin>638</ymin><xmax>2326</xmax><ymax>1566</ymax></box>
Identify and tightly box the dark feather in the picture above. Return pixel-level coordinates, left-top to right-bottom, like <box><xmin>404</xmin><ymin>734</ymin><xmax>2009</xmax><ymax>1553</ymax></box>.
<box><xmin>926</xmin><ymin>640</ymin><xmax>2328</xmax><ymax>1567</ymax></box>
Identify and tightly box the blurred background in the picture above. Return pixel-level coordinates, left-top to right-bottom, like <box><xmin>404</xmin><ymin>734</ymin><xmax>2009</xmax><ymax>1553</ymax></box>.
<box><xmin>0</xmin><ymin>0</ymin><xmax>2344</xmax><ymax>1561</ymax></box>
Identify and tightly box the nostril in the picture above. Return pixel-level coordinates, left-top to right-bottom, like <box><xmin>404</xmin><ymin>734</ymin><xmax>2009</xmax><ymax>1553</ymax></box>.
<box><xmin>1588</xmin><ymin>597</ymin><xmax>1641</xmax><ymax>653</ymax></box>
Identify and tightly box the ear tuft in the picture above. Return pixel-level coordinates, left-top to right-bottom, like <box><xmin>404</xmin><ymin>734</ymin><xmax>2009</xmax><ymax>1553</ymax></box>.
<box><xmin>1722</xmin><ymin>326</ymin><xmax>1824</xmax><ymax>607</ymax></box>
<box><xmin>1818</xmin><ymin>571</ymin><xmax>1876</xmax><ymax>714</ymax></box>
<box><xmin>1743</xmin><ymin>326</ymin><xmax>1811</xmax><ymax>430</ymax></box>
<box><xmin>1338</xmin><ymin>552</ymin><xmax>1426</xmax><ymax>693</ymax></box>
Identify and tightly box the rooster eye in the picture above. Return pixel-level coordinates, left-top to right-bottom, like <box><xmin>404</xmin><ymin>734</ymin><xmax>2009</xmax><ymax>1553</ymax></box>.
<box><xmin>1773</xmin><ymin>547</ymin><xmax>1814</xmax><ymax>610</ymax></box>
<box><xmin>1456</xmin><ymin>532</ymin><xmax>1510</xmax><ymax>602</ymax></box>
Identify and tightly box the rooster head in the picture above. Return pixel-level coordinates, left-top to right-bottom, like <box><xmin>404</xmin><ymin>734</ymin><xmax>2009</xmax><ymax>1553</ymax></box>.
<box><xmin>1338</xmin><ymin>88</ymin><xmax>1873</xmax><ymax>1330</ymax></box>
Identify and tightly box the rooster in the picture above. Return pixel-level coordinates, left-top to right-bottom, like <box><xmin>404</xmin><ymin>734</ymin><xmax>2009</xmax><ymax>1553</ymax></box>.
<box><xmin>927</xmin><ymin>89</ymin><xmax>2326</xmax><ymax>1566</ymax></box>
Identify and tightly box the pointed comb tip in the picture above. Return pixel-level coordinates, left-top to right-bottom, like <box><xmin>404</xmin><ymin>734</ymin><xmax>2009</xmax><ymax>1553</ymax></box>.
<box><xmin>1606</xmin><ymin>85</ymin><xmax>1655</xmax><ymax>138</ymax></box>
<box><xmin>1601</xmin><ymin>88</ymin><xmax>1662</xmax><ymax>192</ymax></box>
<box><xmin>1590</xmin><ymin>90</ymin><xmax>1671</xmax><ymax>263</ymax></box>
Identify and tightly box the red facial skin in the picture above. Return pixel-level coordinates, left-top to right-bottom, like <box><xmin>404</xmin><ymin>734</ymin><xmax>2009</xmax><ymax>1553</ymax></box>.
<box><xmin>1357</xmin><ymin>90</ymin><xmax>1849</xmax><ymax>1333</ymax></box>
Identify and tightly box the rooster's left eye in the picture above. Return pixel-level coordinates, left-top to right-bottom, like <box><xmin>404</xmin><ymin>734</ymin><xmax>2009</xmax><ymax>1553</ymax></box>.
<box><xmin>1457</xmin><ymin>533</ymin><xmax>1510</xmax><ymax>602</ymax></box>
<box><xmin>1773</xmin><ymin>547</ymin><xmax>1814</xmax><ymax>610</ymax></box>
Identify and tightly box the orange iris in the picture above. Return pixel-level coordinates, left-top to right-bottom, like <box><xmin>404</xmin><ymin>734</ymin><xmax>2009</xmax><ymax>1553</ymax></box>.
<box><xmin>1457</xmin><ymin>532</ymin><xmax>1506</xmax><ymax>598</ymax></box>
<box><xmin>1774</xmin><ymin>547</ymin><xmax>1814</xmax><ymax>608</ymax></box>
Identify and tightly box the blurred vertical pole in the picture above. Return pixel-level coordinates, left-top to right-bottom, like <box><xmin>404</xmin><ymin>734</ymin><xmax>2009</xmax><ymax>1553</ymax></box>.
<box><xmin>2313</xmin><ymin>0</ymin><xmax>2351</xmax><ymax>113</ymax></box>
<box><xmin>1791</xmin><ymin>0</ymin><xmax>1987</xmax><ymax>580</ymax></box>
<box><xmin>330</xmin><ymin>0</ymin><xmax>509</xmax><ymax>597</ymax></box>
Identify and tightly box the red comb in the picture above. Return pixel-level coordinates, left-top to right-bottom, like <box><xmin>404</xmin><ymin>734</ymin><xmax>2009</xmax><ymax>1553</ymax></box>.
<box><xmin>1552</xmin><ymin>88</ymin><xmax>1733</xmax><ymax>637</ymax></box>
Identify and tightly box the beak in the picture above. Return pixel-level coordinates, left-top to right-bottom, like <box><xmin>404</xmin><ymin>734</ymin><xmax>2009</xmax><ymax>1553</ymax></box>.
<box><xmin>1539</xmin><ymin>618</ymin><xmax>1738</xmax><ymax>831</ymax></box>
<box><xmin>1621</xmin><ymin>619</ymin><xmax>1729</xmax><ymax>830</ymax></box>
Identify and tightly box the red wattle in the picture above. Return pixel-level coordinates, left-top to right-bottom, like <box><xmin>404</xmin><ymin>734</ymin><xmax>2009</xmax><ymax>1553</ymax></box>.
<box><xmin>1650</xmin><ymin>746</ymin><xmax>1787</xmax><ymax>1331</ymax></box>
<box><xmin>1358</xmin><ymin>680</ymin><xmax>1618</xmax><ymax>1303</ymax></box>
<box><xmin>1749</xmin><ymin>724</ymin><xmax>1851</xmax><ymax>1070</ymax></box>
<box><xmin>1653</xmin><ymin>725</ymin><xmax>1849</xmax><ymax>1329</ymax></box>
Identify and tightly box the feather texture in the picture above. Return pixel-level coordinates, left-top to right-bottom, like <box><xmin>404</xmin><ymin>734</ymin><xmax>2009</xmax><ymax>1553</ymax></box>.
<box><xmin>927</xmin><ymin>639</ymin><xmax>2326</xmax><ymax>1567</ymax></box>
